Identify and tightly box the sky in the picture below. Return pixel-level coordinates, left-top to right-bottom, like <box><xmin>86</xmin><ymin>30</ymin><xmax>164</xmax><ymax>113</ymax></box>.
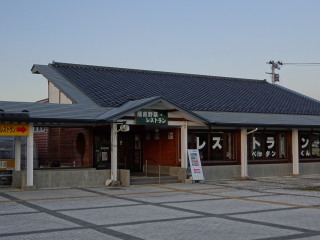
<box><xmin>1</xmin><ymin>0</ymin><xmax>320</xmax><ymax>102</ymax></box>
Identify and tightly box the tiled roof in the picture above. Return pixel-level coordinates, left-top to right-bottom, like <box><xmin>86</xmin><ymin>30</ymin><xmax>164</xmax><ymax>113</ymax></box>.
<box><xmin>49</xmin><ymin>62</ymin><xmax>320</xmax><ymax>115</ymax></box>
<box><xmin>196</xmin><ymin>111</ymin><xmax>320</xmax><ymax>127</ymax></box>
<box><xmin>0</xmin><ymin>100</ymin><xmax>107</xmax><ymax>122</ymax></box>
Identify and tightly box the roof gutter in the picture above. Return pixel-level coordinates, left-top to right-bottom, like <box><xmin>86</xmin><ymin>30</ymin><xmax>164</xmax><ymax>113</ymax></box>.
<box><xmin>0</xmin><ymin>116</ymin><xmax>108</xmax><ymax>125</ymax></box>
<box><xmin>208</xmin><ymin>121</ymin><xmax>320</xmax><ymax>128</ymax></box>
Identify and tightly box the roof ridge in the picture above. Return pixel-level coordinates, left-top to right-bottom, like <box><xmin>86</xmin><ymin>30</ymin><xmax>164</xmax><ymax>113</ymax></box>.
<box><xmin>50</xmin><ymin>61</ymin><xmax>266</xmax><ymax>83</ymax></box>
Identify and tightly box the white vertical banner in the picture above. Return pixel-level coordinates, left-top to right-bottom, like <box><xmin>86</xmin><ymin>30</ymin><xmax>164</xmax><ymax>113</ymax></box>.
<box><xmin>187</xmin><ymin>149</ymin><xmax>204</xmax><ymax>181</ymax></box>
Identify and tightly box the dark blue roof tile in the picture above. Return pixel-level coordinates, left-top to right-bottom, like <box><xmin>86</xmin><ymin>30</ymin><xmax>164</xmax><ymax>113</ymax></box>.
<box><xmin>50</xmin><ymin>62</ymin><xmax>320</xmax><ymax>115</ymax></box>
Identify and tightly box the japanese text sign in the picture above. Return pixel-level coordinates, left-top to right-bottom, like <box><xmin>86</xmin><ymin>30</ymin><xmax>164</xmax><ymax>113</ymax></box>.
<box><xmin>300</xmin><ymin>137</ymin><xmax>310</xmax><ymax>157</ymax></box>
<box><xmin>135</xmin><ymin>110</ymin><xmax>168</xmax><ymax>125</ymax></box>
<box><xmin>0</xmin><ymin>159</ymin><xmax>15</xmax><ymax>170</ymax></box>
<box><xmin>0</xmin><ymin>123</ymin><xmax>29</xmax><ymax>136</ymax></box>
<box><xmin>187</xmin><ymin>149</ymin><xmax>204</xmax><ymax>181</ymax></box>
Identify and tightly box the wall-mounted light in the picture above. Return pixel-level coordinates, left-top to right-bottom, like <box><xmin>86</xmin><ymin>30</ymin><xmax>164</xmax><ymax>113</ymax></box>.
<box><xmin>247</xmin><ymin>128</ymin><xmax>258</xmax><ymax>135</ymax></box>
<box><xmin>117</xmin><ymin>124</ymin><xmax>130</xmax><ymax>132</ymax></box>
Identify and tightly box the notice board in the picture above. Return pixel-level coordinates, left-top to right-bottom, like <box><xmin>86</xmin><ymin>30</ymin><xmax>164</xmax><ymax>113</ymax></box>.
<box><xmin>187</xmin><ymin>149</ymin><xmax>204</xmax><ymax>181</ymax></box>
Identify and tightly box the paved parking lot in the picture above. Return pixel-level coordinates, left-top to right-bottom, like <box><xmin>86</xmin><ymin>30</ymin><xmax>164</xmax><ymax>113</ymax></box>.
<box><xmin>1</xmin><ymin>175</ymin><xmax>320</xmax><ymax>240</ymax></box>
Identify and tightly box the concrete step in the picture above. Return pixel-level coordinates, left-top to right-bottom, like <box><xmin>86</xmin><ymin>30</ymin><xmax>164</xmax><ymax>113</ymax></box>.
<box><xmin>130</xmin><ymin>175</ymin><xmax>180</xmax><ymax>185</ymax></box>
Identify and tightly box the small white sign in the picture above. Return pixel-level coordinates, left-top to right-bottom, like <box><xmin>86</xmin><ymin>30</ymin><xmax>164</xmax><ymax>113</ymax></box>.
<box><xmin>146</xmin><ymin>133</ymin><xmax>150</xmax><ymax>140</ymax></box>
<box><xmin>0</xmin><ymin>161</ymin><xmax>7</xmax><ymax>168</ymax></box>
<box><xmin>187</xmin><ymin>149</ymin><xmax>204</xmax><ymax>181</ymax></box>
<box><xmin>102</xmin><ymin>152</ymin><xmax>108</xmax><ymax>161</ymax></box>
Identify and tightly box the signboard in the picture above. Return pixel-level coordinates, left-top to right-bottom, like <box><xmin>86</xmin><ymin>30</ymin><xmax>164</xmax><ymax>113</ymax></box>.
<box><xmin>0</xmin><ymin>123</ymin><xmax>29</xmax><ymax>136</ymax></box>
<box><xmin>187</xmin><ymin>149</ymin><xmax>204</xmax><ymax>181</ymax></box>
<box><xmin>135</xmin><ymin>110</ymin><xmax>168</xmax><ymax>125</ymax></box>
<box><xmin>0</xmin><ymin>159</ymin><xmax>15</xmax><ymax>170</ymax></box>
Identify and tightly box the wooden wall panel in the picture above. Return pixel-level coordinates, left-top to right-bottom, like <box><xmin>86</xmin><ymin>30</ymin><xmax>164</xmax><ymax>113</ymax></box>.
<box><xmin>34</xmin><ymin>132</ymin><xmax>48</xmax><ymax>166</ymax></box>
<box><xmin>47</xmin><ymin>127</ymin><xmax>93</xmax><ymax>167</ymax></box>
<box><xmin>143</xmin><ymin>129</ymin><xmax>179</xmax><ymax>167</ymax></box>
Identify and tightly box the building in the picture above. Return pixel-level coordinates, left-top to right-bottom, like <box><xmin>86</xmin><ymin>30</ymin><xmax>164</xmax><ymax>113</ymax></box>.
<box><xmin>1</xmin><ymin>61</ymin><xmax>320</xmax><ymax>188</ymax></box>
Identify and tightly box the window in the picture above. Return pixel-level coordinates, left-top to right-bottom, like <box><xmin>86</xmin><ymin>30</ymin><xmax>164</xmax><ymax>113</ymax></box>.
<box><xmin>188</xmin><ymin>130</ymin><xmax>235</xmax><ymax>163</ymax></box>
<box><xmin>193</xmin><ymin>132</ymin><xmax>208</xmax><ymax>161</ymax></box>
<box><xmin>34</xmin><ymin>127</ymin><xmax>47</xmax><ymax>132</ymax></box>
<box><xmin>299</xmin><ymin>132</ymin><xmax>320</xmax><ymax>159</ymax></box>
<box><xmin>247</xmin><ymin>131</ymin><xmax>287</xmax><ymax>161</ymax></box>
<box><xmin>0</xmin><ymin>136</ymin><xmax>14</xmax><ymax>160</ymax></box>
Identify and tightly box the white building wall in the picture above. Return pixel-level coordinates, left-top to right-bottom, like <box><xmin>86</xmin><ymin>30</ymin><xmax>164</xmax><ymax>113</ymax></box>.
<box><xmin>48</xmin><ymin>82</ymin><xmax>72</xmax><ymax>104</ymax></box>
<box><xmin>60</xmin><ymin>93</ymin><xmax>72</xmax><ymax>104</ymax></box>
<box><xmin>48</xmin><ymin>82</ymin><xmax>59</xmax><ymax>103</ymax></box>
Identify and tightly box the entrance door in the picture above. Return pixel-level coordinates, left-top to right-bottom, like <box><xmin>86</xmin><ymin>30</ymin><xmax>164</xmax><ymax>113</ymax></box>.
<box><xmin>118</xmin><ymin>133</ymin><xmax>142</xmax><ymax>171</ymax></box>
<box><xmin>93</xmin><ymin>132</ymin><xmax>111</xmax><ymax>169</ymax></box>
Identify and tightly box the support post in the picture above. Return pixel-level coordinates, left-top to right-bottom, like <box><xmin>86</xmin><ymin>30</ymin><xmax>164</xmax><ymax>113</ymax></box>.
<box><xmin>26</xmin><ymin>123</ymin><xmax>34</xmax><ymax>187</ymax></box>
<box><xmin>180</xmin><ymin>121</ymin><xmax>188</xmax><ymax>168</ymax></box>
<box><xmin>292</xmin><ymin>128</ymin><xmax>299</xmax><ymax>175</ymax></box>
<box><xmin>145</xmin><ymin>160</ymin><xmax>148</xmax><ymax>177</ymax></box>
<box><xmin>14</xmin><ymin>136</ymin><xmax>21</xmax><ymax>171</ymax></box>
<box><xmin>158</xmin><ymin>164</ymin><xmax>161</xmax><ymax>184</ymax></box>
<box><xmin>240</xmin><ymin>128</ymin><xmax>248</xmax><ymax>178</ymax></box>
<box><xmin>111</xmin><ymin>123</ymin><xmax>118</xmax><ymax>181</ymax></box>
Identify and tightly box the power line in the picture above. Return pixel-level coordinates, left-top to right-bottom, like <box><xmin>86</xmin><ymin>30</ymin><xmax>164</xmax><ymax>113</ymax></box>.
<box><xmin>282</xmin><ymin>62</ymin><xmax>320</xmax><ymax>66</ymax></box>
<box><xmin>267</xmin><ymin>60</ymin><xmax>320</xmax><ymax>84</ymax></box>
<box><xmin>282</xmin><ymin>62</ymin><xmax>320</xmax><ymax>65</ymax></box>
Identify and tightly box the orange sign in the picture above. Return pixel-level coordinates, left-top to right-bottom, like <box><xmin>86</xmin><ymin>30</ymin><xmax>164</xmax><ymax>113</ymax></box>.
<box><xmin>0</xmin><ymin>159</ymin><xmax>15</xmax><ymax>170</ymax></box>
<box><xmin>0</xmin><ymin>123</ymin><xmax>29</xmax><ymax>136</ymax></box>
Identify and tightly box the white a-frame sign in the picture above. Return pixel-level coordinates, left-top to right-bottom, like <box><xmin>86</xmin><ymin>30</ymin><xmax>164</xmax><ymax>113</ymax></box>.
<box><xmin>187</xmin><ymin>149</ymin><xmax>204</xmax><ymax>181</ymax></box>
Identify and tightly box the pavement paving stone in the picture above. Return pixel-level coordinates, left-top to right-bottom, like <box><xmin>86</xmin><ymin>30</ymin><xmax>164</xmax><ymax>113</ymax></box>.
<box><xmin>124</xmin><ymin>191</ymin><xmax>218</xmax><ymax>204</ymax></box>
<box><xmin>0</xmin><ymin>229</ymin><xmax>122</xmax><ymax>240</ymax></box>
<box><xmin>6</xmin><ymin>188</ymin><xmax>98</xmax><ymax>200</ymax></box>
<box><xmin>235</xmin><ymin>208</ymin><xmax>320</xmax><ymax>231</ymax></box>
<box><xmin>30</xmin><ymin>196</ymin><xmax>141</xmax><ymax>211</ymax></box>
<box><xmin>193</xmin><ymin>188</ymin><xmax>276</xmax><ymax>198</ymax></box>
<box><xmin>1</xmin><ymin>175</ymin><xmax>320</xmax><ymax>239</ymax></box>
<box><xmin>0</xmin><ymin>201</ymin><xmax>37</xmax><ymax>214</ymax></box>
<box><xmin>0</xmin><ymin>195</ymin><xmax>11</xmax><ymax>201</ymax></box>
<box><xmin>108</xmin><ymin>216</ymin><xmax>300</xmax><ymax>240</ymax></box>
<box><xmin>0</xmin><ymin>212</ymin><xmax>79</xmax><ymax>235</ymax></box>
<box><xmin>155</xmin><ymin>183</ymin><xmax>219</xmax><ymax>190</ymax></box>
<box><xmin>294</xmin><ymin>237</ymin><xmax>320</xmax><ymax>240</ymax></box>
<box><xmin>164</xmin><ymin>198</ymin><xmax>292</xmax><ymax>215</ymax></box>
<box><xmin>60</xmin><ymin>204</ymin><xmax>200</xmax><ymax>226</ymax></box>
<box><xmin>249</xmin><ymin>194</ymin><xmax>320</xmax><ymax>206</ymax></box>
<box><xmin>265</xmin><ymin>188</ymin><xmax>320</xmax><ymax>197</ymax></box>
<box><xmin>86</xmin><ymin>185</ymin><xmax>172</xmax><ymax>195</ymax></box>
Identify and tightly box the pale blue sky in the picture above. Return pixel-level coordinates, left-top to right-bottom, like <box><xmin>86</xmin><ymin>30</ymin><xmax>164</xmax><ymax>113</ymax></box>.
<box><xmin>1</xmin><ymin>0</ymin><xmax>320</xmax><ymax>102</ymax></box>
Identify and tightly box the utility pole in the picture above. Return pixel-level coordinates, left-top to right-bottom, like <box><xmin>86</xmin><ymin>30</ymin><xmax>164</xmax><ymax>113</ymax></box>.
<box><xmin>266</xmin><ymin>61</ymin><xmax>283</xmax><ymax>83</ymax></box>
